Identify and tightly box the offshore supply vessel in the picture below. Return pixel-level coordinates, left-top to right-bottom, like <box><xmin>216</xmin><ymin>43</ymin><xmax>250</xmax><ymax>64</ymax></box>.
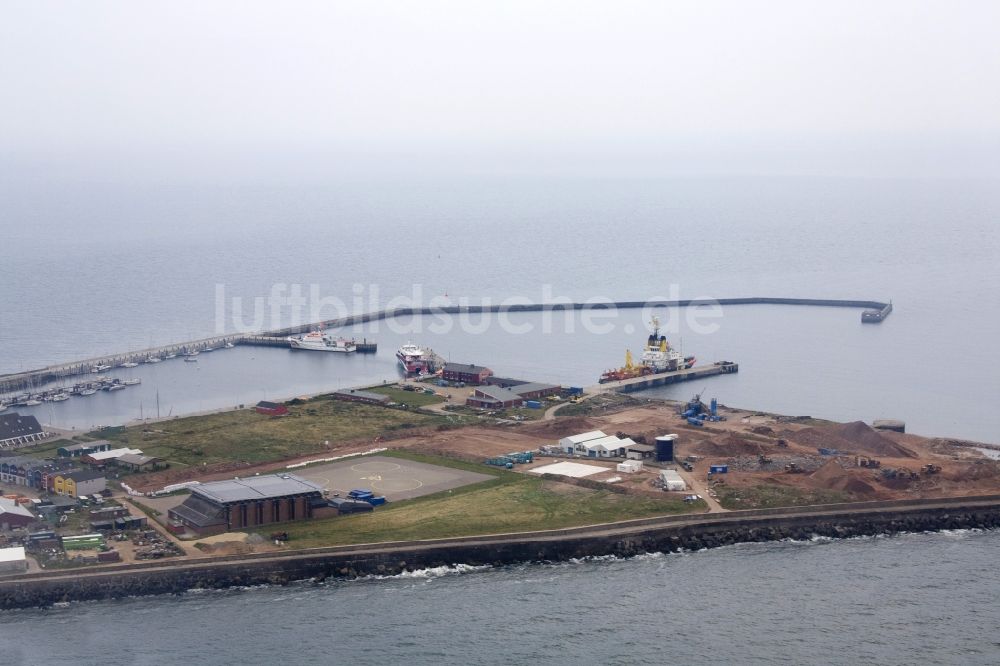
<box><xmin>598</xmin><ymin>317</ymin><xmax>695</xmax><ymax>383</ymax></box>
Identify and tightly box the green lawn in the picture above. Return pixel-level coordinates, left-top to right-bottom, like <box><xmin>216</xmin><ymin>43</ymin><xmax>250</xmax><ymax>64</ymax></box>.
<box><xmin>86</xmin><ymin>397</ymin><xmax>445</xmax><ymax>469</ymax></box>
<box><xmin>282</xmin><ymin>452</ymin><xmax>696</xmax><ymax>548</ymax></box>
<box><xmin>368</xmin><ymin>385</ymin><xmax>447</xmax><ymax>407</ymax></box>
<box><xmin>715</xmin><ymin>484</ymin><xmax>853</xmax><ymax>509</ymax></box>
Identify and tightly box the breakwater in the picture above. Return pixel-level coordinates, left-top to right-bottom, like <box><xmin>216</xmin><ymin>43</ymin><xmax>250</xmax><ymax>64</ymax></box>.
<box><xmin>0</xmin><ymin>297</ymin><xmax>891</xmax><ymax>395</ymax></box>
<box><xmin>1</xmin><ymin>494</ymin><xmax>993</xmax><ymax>610</ymax></box>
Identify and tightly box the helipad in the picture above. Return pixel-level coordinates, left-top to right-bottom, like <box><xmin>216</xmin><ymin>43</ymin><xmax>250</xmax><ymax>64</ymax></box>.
<box><xmin>529</xmin><ymin>461</ymin><xmax>607</xmax><ymax>478</ymax></box>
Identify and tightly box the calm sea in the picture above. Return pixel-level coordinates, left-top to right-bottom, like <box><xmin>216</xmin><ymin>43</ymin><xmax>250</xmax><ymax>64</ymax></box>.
<box><xmin>2</xmin><ymin>176</ymin><xmax>999</xmax><ymax>657</ymax></box>
<box><xmin>2</xmin><ymin>176</ymin><xmax>998</xmax><ymax>440</ymax></box>
<box><xmin>2</xmin><ymin>529</ymin><xmax>999</xmax><ymax>665</ymax></box>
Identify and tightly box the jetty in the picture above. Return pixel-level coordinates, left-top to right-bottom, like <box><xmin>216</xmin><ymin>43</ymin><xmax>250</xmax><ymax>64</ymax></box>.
<box><xmin>0</xmin><ymin>296</ymin><xmax>890</xmax><ymax>395</ymax></box>
<box><xmin>587</xmin><ymin>361</ymin><xmax>739</xmax><ymax>394</ymax></box>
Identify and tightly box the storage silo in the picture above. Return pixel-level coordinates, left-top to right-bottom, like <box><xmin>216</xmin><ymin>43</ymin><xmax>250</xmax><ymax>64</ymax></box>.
<box><xmin>655</xmin><ymin>434</ymin><xmax>677</xmax><ymax>462</ymax></box>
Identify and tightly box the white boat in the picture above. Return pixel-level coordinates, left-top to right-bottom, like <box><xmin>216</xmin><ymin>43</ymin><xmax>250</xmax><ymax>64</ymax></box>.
<box><xmin>120</xmin><ymin>361</ymin><xmax>139</xmax><ymax>368</ymax></box>
<box><xmin>51</xmin><ymin>393</ymin><xmax>70</xmax><ymax>402</ymax></box>
<box><xmin>145</xmin><ymin>357</ymin><xmax>162</xmax><ymax>364</ymax></box>
<box><xmin>92</xmin><ymin>364</ymin><xmax>112</xmax><ymax>372</ymax></box>
<box><xmin>397</xmin><ymin>343</ymin><xmax>431</xmax><ymax>373</ymax></box>
<box><xmin>24</xmin><ymin>399</ymin><xmax>42</xmax><ymax>406</ymax></box>
<box><xmin>224</xmin><ymin>342</ymin><xmax>235</xmax><ymax>348</ymax></box>
<box><xmin>288</xmin><ymin>331</ymin><xmax>357</xmax><ymax>353</ymax></box>
<box><xmin>123</xmin><ymin>378</ymin><xmax>142</xmax><ymax>386</ymax></box>
<box><xmin>107</xmin><ymin>383</ymin><xmax>127</xmax><ymax>391</ymax></box>
<box><xmin>182</xmin><ymin>350</ymin><xmax>199</xmax><ymax>357</ymax></box>
<box><xmin>164</xmin><ymin>353</ymin><xmax>177</xmax><ymax>359</ymax></box>
<box><xmin>80</xmin><ymin>388</ymin><xmax>98</xmax><ymax>396</ymax></box>
<box><xmin>202</xmin><ymin>347</ymin><xmax>215</xmax><ymax>352</ymax></box>
<box><xmin>184</xmin><ymin>357</ymin><xmax>198</xmax><ymax>363</ymax></box>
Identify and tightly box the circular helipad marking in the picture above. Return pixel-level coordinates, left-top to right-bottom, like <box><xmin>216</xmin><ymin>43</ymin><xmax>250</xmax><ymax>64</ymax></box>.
<box><xmin>303</xmin><ymin>476</ymin><xmax>332</xmax><ymax>488</ymax></box>
<box><xmin>372</xmin><ymin>477</ymin><xmax>423</xmax><ymax>492</ymax></box>
<box><xmin>351</xmin><ymin>461</ymin><xmax>402</xmax><ymax>473</ymax></box>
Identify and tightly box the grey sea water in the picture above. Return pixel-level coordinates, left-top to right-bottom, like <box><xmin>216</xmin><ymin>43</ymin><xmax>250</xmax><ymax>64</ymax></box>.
<box><xmin>2</xmin><ymin>529</ymin><xmax>999</xmax><ymax>666</ymax></box>
<box><xmin>2</xmin><ymin>176</ymin><xmax>998</xmax><ymax>440</ymax></box>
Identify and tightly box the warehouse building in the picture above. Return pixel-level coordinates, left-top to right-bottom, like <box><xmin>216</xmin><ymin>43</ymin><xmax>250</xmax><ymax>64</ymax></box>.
<box><xmin>0</xmin><ymin>546</ymin><xmax>28</xmax><ymax>574</ymax></box>
<box><xmin>558</xmin><ymin>431</ymin><xmax>609</xmax><ymax>454</ymax></box>
<box><xmin>115</xmin><ymin>453</ymin><xmax>163</xmax><ymax>472</ymax></box>
<box><xmin>0</xmin><ymin>413</ymin><xmax>48</xmax><ymax>449</ymax></box>
<box><xmin>466</xmin><ymin>385</ymin><xmax>524</xmax><ymax>409</ymax></box>
<box><xmin>168</xmin><ymin>473</ymin><xmax>336</xmax><ymax>536</ymax></box>
<box><xmin>482</xmin><ymin>376</ymin><xmax>528</xmax><ymax>388</ymax></box>
<box><xmin>58</xmin><ymin>441</ymin><xmax>113</xmax><ymax>458</ymax></box>
<box><xmin>0</xmin><ymin>498</ymin><xmax>36</xmax><ymax>530</ymax></box>
<box><xmin>442</xmin><ymin>362</ymin><xmax>494</xmax><ymax>385</ymax></box>
<box><xmin>82</xmin><ymin>447</ymin><xmax>143</xmax><ymax>467</ymax></box>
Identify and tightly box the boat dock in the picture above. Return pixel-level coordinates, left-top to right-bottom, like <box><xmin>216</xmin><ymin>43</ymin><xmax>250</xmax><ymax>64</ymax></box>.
<box><xmin>586</xmin><ymin>361</ymin><xmax>739</xmax><ymax>394</ymax></box>
<box><xmin>0</xmin><ymin>296</ymin><xmax>884</xmax><ymax>396</ymax></box>
<box><xmin>238</xmin><ymin>336</ymin><xmax>377</xmax><ymax>353</ymax></box>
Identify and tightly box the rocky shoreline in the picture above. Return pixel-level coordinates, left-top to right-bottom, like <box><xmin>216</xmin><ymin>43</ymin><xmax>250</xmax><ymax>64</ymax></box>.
<box><xmin>3</xmin><ymin>497</ymin><xmax>999</xmax><ymax>610</ymax></box>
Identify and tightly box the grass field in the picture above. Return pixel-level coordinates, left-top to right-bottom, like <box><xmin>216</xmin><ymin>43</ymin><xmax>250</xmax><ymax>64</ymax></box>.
<box><xmin>281</xmin><ymin>450</ymin><xmax>696</xmax><ymax>547</ymax></box>
<box><xmin>368</xmin><ymin>385</ymin><xmax>447</xmax><ymax>408</ymax></box>
<box><xmin>87</xmin><ymin>397</ymin><xmax>447</xmax><ymax>469</ymax></box>
<box><xmin>715</xmin><ymin>483</ymin><xmax>852</xmax><ymax>509</ymax></box>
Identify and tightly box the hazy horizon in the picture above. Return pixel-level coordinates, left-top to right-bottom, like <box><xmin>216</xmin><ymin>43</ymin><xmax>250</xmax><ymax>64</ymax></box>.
<box><xmin>2</xmin><ymin>0</ymin><xmax>999</xmax><ymax>183</ymax></box>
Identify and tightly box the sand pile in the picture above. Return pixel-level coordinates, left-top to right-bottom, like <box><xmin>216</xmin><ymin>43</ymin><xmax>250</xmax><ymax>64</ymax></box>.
<box><xmin>790</xmin><ymin>422</ymin><xmax>916</xmax><ymax>459</ymax></box>
<box><xmin>809</xmin><ymin>459</ymin><xmax>879</xmax><ymax>496</ymax></box>
<box><xmin>832</xmin><ymin>421</ymin><xmax>917</xmax><ymax>458</ymax></box>
<box><xmin>691</xmin><ymin>433</ymin><xmax>767</xmax><ymax>457</ymax></box>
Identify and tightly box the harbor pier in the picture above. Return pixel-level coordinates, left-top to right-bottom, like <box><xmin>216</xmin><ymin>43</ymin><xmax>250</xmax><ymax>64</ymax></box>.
<box><xmin>0</xmin><ymin>296</ymin><xmax>888</xmax><ymax>396</ymax></box>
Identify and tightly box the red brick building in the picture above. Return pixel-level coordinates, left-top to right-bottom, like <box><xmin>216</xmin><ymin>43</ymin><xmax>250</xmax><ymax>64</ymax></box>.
<box><xmin>168</xmin><ymin>474</ymin><xmax>337</xmax><ymax>536</ymax></box>
<box><xmin>442</xmin><ymin>362</ymin><xmax>493</xmax><ymax>385</ymax></box>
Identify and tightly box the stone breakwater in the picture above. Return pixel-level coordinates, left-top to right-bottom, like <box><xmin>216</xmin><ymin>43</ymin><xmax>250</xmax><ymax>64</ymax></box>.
<box><xmin>2</xmin><ymin>498</ymin><xmax>997</xmax><ymax>610</ymax></box>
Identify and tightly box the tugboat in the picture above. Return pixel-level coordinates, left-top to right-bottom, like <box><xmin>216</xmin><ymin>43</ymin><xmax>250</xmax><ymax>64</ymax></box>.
<box><xmin>639</xmin><ymin>316</ymin><xmax>695</xmax><ymax>373</ymax></box>
<box><xmin>287</xmin><ymin>331</ymin><xmax>357</xmax><ymax>353</ymax></box>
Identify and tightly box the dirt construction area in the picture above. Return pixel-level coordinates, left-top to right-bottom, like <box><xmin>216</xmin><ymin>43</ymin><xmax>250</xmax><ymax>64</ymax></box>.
<box><xmin>295</xmin><ymin>455</ymin><xmax>493</xmax><ymax>501</ymax></box>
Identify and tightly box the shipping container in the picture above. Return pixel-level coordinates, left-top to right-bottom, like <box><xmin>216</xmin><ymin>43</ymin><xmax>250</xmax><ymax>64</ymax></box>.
<box><xmin>709</xmin><ymin>464</ymin><xmax>728</xmax><ymax>474</ymax></box>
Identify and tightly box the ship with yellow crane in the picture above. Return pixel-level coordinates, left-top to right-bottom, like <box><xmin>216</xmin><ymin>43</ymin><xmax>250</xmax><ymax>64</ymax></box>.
<box><xmin>598</xmin><ymin>316</ymin><xmax>696</xmax><ymax>384</ymax></box>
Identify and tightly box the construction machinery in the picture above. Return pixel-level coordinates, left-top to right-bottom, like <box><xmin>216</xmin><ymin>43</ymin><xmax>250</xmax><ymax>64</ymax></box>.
<box><xmin>856</xmin><ymin>456</ymin><xmax>882</xmax><ymax>469</ymax></box>
<box><xmin>921</xmin><ymin>464</ymin><xmax>942</xmax><ymax>475</ymax></box>
<box><xmin>599</xmin><ymin>349</ymin><xmax>654</xmax><ymax>383</ymax></box>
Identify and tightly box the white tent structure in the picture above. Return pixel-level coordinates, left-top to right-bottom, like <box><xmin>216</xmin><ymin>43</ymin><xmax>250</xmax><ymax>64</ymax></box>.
<box><xmin>617</xmin><ymin>460</ymin><xmax>643</xmax><ymax>473</ymax></box>
<box><xmin>558</xmin><ymin>430</ymin><xmax>608</xmax><ymax>454</ymax></box>
<box><xmin>659</xmin><ymin>469</ymin><xmax>687</xmax><ymax>491</ymax></box>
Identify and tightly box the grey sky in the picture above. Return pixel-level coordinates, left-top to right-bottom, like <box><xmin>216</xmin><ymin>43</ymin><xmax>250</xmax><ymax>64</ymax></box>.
<box><xmin>2</xmin><ymin>1</ymin><xmax>998</xmax><ymax>178</ymax></box>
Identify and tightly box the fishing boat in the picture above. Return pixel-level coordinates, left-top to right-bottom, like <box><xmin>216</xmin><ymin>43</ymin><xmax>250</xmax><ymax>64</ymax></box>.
<box><xmin>51</xmin><ymin>393</ymin><xmax>70</xmax><ymax>402</ymax></box>
<box><xmin>120</xmin><ymin>361</ymin><xmax>139</xmax><ymax>368</ymax></box>
<box><xmin>80</xmin><ymin>388</ymin><xmax>98</xmax><ymax>396</ymax></box>
<box><xmin>123</xmin><ymin>378</ymin><xmax>142</xmax><ymax>386</ymax></box>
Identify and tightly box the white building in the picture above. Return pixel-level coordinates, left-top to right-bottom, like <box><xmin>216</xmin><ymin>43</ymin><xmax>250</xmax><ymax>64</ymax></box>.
<box><xmin>558</xmin><ymin>431</ymin><xmax>608</xmax><ymax>454</ymax></box>
<box><xmin>576</xmin><ymin>435</ymin><xmax>635</xmax><ymax>458</ymax></box>
<box><xmin>0</xmin><ymin>546</ymin><xmax>27</xmax><ymax>574</ymax></box>
<box><xmin>659</xmin><ymin>469</ymin><xmax>687</xmax><ymax>491</ymax></box>
<box><xmin>617</xmin><ymin>460</ymin><xmax>643</xmax><ymax>473</ymax></box>
<box><xmin>84</xmin><ymin>447</ymin><xmax>143</xmax><ymax>463</ymax></box>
